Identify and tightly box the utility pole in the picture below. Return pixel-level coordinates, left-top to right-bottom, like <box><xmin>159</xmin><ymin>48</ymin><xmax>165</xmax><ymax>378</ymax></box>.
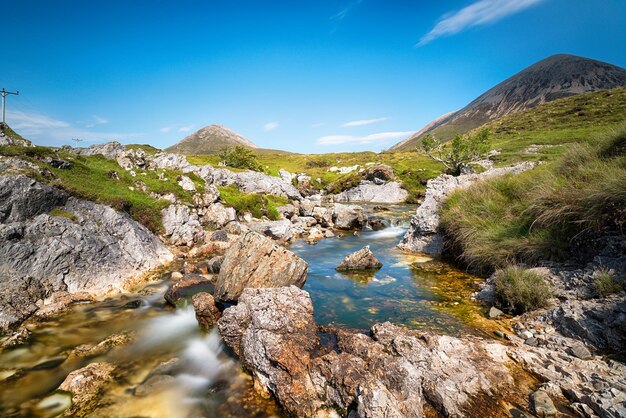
<box><xmin>1</xmin><ymin>88</ymin><xmax>19</xmax><ymax>124</ymax></box>
<box><xmin>72</xmin><ymin>138</ymin><xmax>83</xmax><ymax>148</ymax></box>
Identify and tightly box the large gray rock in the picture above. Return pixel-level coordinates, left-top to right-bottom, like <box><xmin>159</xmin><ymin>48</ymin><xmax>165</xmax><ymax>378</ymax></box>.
<box><xmin>161</xmin><ymin>204</ymin><xmax>205</xmax><ymax>247</ymax></box>
<box><xmin>200</xmin><ymin>202</ymin><xmax>236</xmax><ymax>229</ymax></box>
<box><xmin>207</xmin><ymin>168</ymin><xmax>303</xmax><ymax>200</ymax></box>
<box><xmin>217</xmin><ymin>286</ymin><xmax>519</xmax><ymax>418</ymax></box>
<box><xmin>250</xmin><ymin>219</ymin><xmax>294</xmax><ymax>241</ymax></box>
<box><xmin>399</xmin><ymin>162</ymin><xmax>534</xmax><ymax>254</ymax></box>
<box><xmin>332</xmin><ymin>203</ymin><xmax>366</xmax><ymax>230</ymax></box>
<box><xmin>0</xmin><ymin>175</ymin><xmax>173</xmax><ymax>331</ymax></box>
<box><xmin>336</xmin><ymin>246</ymin><xmax>382</xmax><ymax>271</ymax></box>
<box><xmin>214</xmin><ymin>232</ymin><xmax>308</xmax><ymax>302</ymax></box>
<box><xmin>73</xmin><ymin>141</ymin><xmax>126</xmax><ymax>160</ymax></box>
<box><xmin>334</xmin><ymin>181</ymin><xmax>408</xmax><ymax>204</ymax></box>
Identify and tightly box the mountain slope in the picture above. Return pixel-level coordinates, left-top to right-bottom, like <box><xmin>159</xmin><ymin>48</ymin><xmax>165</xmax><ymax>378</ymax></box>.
<box><xmin>166</xmin><ymin>125</ymin><xmax>256</xmax><ymax>155</ymax></box>
<box><xmin>391</xmin><ymin>54</ymin><xmax>626</xmax><ymax>152</ymax></box>
<box><xmin>0</xmin><ymin>122</ymin><xmax>33</xmax><ymax>147</ymax></box>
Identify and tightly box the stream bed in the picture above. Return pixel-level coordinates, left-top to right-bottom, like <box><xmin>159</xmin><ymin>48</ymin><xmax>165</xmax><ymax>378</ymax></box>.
<box><xmin>0</xmin><ymin>204</ymin><xmax>497</xmax><ymax>417</ymax></box>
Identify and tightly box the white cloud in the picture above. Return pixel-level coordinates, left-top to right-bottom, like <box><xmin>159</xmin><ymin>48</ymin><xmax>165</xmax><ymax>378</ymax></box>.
<box><xmin>342</xmin><ymin>117</ymin><xmax>389</xmax><ymax>127</ymax></box>
<box><xmin>331</xmin><ymin>0</ymin><xmax>364</xmax><ymax>20</ymax></box>
<box><xmin>418</xmin><ymin>0</ymin><xmax>545</xmax><ymax>46</ymax></box>
<box><xmin>263</xmin><ymin>121</ymin><xmax>279</xmax><ymax>131</ymax></box>
<box><xmin>178</xmin><ymin>125</ymin><xmax>194</xmax><ymax>133</ymax></box>
<box><xmin>6</xmin><ymin>110</ymin><xmax>142</xmax><ymax>144</ymax></box>
<box><xmin>159</xmin><ymin>126</ymin><xmax>173</xmax><ymax>133</ymax></box>
<box><xmin>316</xmin><ymin>131</ymin><xmax>414</xmax><ymax>145</ymax></box>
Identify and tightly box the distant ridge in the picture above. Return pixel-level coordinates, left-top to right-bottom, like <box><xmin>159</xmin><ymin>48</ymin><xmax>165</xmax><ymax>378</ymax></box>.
<box><xmin>166</xmin><ymin>124</ymin><xmax>257</xmax><ymax>155</ymax></box>
<box><xmin>391</xmin><ymin>54</ymin><xmax>626</xmax><ymax>151</ymax></box>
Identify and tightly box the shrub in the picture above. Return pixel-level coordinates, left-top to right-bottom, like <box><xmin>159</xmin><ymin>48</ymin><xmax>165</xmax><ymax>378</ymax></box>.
<box><xmin>49</xmin><ymin>207</ymin><xmax>78</xmax><ymax>222</ymax></box>
<box><xmin>219</xmin><ymin>146</ymin><xmax>263</xmax><ymax>172</ymax></box>
<box><xmin>419</xmin><ymin>129</ymin><xmax>491</xmax><ymax>176</ymax></box>
<box><xmin>493</xmin><ymin>266</ymin><xmax>552</xmax><ymax>314</ymax></box>
<box><xmin>218</xmin><ymin>185</ymin><xmax>287</xmax><ymax>221</ymax></box>
<box><xmin>593</xmin><ymin>268</ymin><xmax>623</xmax><ymax>298</ymax></box>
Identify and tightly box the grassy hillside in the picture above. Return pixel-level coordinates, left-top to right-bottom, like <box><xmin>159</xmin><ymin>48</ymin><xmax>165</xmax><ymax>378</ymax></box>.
<box><xmin>440</xmin><ymin>125</ymin><xmax>626</xmax><ymax>272</ymax></box>
<box><xmin>475</xmin><ymin>87</ymin><xmax>626</xmax><ymax>165</ymax></box>
<box><xmin>0</xmin><ymin>146</ymin><xmax>201</xmax><ymax>233</ymax></box>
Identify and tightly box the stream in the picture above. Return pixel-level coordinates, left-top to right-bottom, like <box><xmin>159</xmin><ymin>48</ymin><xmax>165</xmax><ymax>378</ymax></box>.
<box><xmin>0</xmin><ymin>204</ymin><xmax>493</xmax><ymax>417</ymax></box>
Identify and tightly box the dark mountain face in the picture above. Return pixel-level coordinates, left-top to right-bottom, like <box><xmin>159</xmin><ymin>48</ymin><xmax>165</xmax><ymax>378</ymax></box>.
<box><xmin>391</xmin><ymin>54</ymin><xmax>626</xmax><ymax>152</ymax></box>
<box><xmin>166</xmin><ymin>125</ymin><xmax>257</xmax><ymax>155</ymax></box>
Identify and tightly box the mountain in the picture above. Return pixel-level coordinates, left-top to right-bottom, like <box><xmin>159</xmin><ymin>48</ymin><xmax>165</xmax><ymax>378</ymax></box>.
<box><xmin>390</xmin><ymin>54</ymin><xmax>626</xmax><ymax>152</ymax></box>
<box><xmin>166</xmin><ymin>124</ymin><xmax>257</xmax><ymax>154</ymax></box>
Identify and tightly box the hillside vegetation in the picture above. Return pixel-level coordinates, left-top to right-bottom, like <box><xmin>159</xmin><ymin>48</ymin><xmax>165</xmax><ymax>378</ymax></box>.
<box><xmin>440</xmin><ymin>124</ymin><xmax>626</xmax><ymax>272</ymax></box>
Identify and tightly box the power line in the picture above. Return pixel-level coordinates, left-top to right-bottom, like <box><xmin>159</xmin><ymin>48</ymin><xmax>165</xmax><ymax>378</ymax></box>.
<box><xmin>72</xmin><ymin>138</ymin><xmax>83</xmax><ymax>148</ymax></box>
<box><xmin>1</xmin><ymin>88</ymin><xmax>19</xmax><ymax>124</ymax></box>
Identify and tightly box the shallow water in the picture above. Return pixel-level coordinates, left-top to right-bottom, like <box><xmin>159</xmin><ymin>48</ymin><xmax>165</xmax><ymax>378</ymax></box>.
<box><xmin>0</xmin><ymin>203</ymin><xmax>493</xmax><ymax>416</ymax></box>
<box><xmin>292</xmin><ymin>204</ymin><xmax>486</xmax><ymax>333</ymax></box>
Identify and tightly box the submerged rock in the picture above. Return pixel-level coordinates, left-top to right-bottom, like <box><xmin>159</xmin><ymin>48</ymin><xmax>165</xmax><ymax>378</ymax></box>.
<box><xmin>336</xmin><ymin>246</ymin><xmax>383</xmax><ymax>271</ymax></box>
<box><xmin>164</xmin><ymin>274</ymin><xmax>213</xmax><ymax>306</ymax></box>
<box><xmin>59</xmin><ymin>362</ymin><xmax>115</xmax><ymax>405</ymax></box>
<box><xmin>214</xmin><ymin>232</ymin><xmax>308</xmax><ymax>303</ymax></box>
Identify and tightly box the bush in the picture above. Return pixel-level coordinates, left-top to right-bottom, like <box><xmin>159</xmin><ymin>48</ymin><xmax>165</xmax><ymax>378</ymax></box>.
<box><xmin>593</xmin><ymin>268</ymin><xmax>623</xmax><ymax>298</ymax></box>
<box><xmin>493</xmin><ymin>266</ymin><xmax>552</xmax><ymax>314</ymax></box>
<box><xmin>219</xmin><ymin>146</ymin><xmax>263</xmax><ymax>172</ymax></box>
<box><xmin>218</xmin><ymin>185</ymin><xmax>287</xmax><ymax>221</ymax></box>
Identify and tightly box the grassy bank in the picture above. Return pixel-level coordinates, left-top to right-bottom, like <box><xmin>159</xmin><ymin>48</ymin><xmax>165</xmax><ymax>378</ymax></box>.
<box><xmin>440</xmin><ymin>125</ymin><xmax>626</xmax><ymax>272</ymax></box>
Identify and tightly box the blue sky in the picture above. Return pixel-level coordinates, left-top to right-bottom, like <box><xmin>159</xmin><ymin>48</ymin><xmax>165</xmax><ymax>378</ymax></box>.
<box><xmin>2</xmin><ymin>0</ymin><xmax>626</xmax><ymax>153</ymax></box>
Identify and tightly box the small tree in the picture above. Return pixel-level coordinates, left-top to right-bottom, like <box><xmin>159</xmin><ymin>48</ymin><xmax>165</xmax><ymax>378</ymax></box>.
<box><xmin>420</xmin><ymin>129</ymin><xmax>491</xmax><ymax>176</ymax></box>
<box><xmin>219</xmin><ymin>146</ymin><xmax>263</xmax><ymax>172</ymax></box>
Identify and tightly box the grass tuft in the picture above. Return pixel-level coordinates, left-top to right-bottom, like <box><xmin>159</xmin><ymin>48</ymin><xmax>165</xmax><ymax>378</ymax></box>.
<box><xmin>493</xmin><ymin>265</ymin><xmax>552</xmax><ymax>314</ymax></box>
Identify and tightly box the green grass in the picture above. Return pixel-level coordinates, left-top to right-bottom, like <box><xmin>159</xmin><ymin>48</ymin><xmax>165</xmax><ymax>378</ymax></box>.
<box><xmin>493</xmin><ymin>265</ymin><xmax>552</xmax><ymax>314</ymax></box>
<box><xmin>440</xmin><ymin>125</ymin><xmax>626</xmax><ymax>272</ymax></box>
<box><xmin>0</xmin><ymin>145</ymin><xmax>197</xmax><ymax>233</ymax></box>
<box><xmin>593</xmin><ymin>268</ymin><xmax>623</xmax><ymax>298</ymax></box>
<box><xmin>218</xmin><ymin>185</ymin><xmax>288</xmax><ymax>220</ymax></box>
<box><xmin>49</xmin><ymin>207</ymin><xmax>78</xmax><ymax>222</ymax></box>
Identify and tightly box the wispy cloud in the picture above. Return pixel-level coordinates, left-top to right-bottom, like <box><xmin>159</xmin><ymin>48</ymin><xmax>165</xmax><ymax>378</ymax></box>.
<box><xmin>7</xmin><ymin>110</ymin><xmax>142</xmax><ymax>144</ymax></box>
<box><xmin>418</xmin><ymin>0</ymin><xmax>545</xmax><ymax>46</ymax></box>
<box><xmin>316</xmin><ymin>131</ymin><xmax>413</xmax><ymax>146</ymax></box>
<box><xmin>331</xmin><ymin>0</ymin><xmax>364</xmax><ymax>20</ymax></box>
<box><xmin>159</xmin><ymin>126</ymin><xmax>174</xmax><ymax>133</ymax></box>
<box><xmin>178</xmin><ymin>125</ymin><xmax>194</xmax><ymax>133</ymax></box>
<box><xmin>83</xmin><ymin>115</ymin><xmax>109</xmax><ymax>128</ymax></box>
<box><xmin>263</xmin><ymin>121</ymin><xmax>279</xmax><ymax>131</ymax></box>
<box><xmin>342</xmin><ymin>117</ymin><xmax>390</xmax><ymax>127</ymax></box>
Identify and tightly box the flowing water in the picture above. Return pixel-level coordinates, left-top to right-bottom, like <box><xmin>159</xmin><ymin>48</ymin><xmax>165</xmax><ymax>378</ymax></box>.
<box><xmin>0</xmin><ymin>204</ymin><xmax>494</xmax><ymax>417</ymax></box>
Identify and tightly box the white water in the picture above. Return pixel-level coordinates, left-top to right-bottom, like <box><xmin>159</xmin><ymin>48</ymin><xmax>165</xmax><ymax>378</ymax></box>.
<box><xmin>364</xmin><ymin>225</ymin><xmax>407</xmax><ymax>239</ymax></box>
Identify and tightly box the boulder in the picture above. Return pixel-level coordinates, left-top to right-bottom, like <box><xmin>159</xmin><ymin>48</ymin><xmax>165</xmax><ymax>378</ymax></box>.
<box><xmin>192</xmin><ymin>292</ymin><xmax>221</xmax><ymax>330</ymax></box>
<box><xmin>332</xmin><ymin>203</ymin><xmax>366</xmax><ymax>230</ymax></box>
<box><xmin>161</xmin><ymin>204</ymin><xmax>205</xmax><ymax>247</ymax></box>
<box><xmin>312</xmin><ymin>206</ymin><xmax>333</xmax><ymax>227</ymax></box>
<box><xmin>336</xmin><ymin>246</ymin><xmax>383</xmax><ymax>271</ymax></box>
<box><xmin>73</xmin><ymin>141</ymin><xmax>126</xmax><ymax>159</ymax></box>
<box><xmin>214</xmin><ymin>232</ymin><xmax>308</xmax><ymax>302</ymax></box>
<box><xmin>201</xmin><ymin>202</ymin><xmax>236</xmax><ymax>230</ymax></box>
<box><xmin>217</xmin><ymin>286</ymin><xmax>518</xmax><ymax>418</ymax></box>
<box><xmin>530</xmin><ymin>390</ymin><xmax>558</xmax><ymax>417</ymax></box>
<box><xmin>334</xmin><ymin>181</ymin><xmax>408</xmax><ymax>204</ymax></box>
<box><xmin>251</xmin><ymin>219</ymin><xmax>294</xmax><ymax>241</ymax></box>
<box><xmin>177</xmin><ymin>175</ymin><xmax>196</xmax><ymax>191</ymax></box>
<box><xmin>192</xmin><ymin>184</ymin><xmax>220</xmax><ymax>207</ymax></box>
<box><xmin>0</xmin><ymin>175</ymin><xmax>173</xmax><ymax>331</ymax></box>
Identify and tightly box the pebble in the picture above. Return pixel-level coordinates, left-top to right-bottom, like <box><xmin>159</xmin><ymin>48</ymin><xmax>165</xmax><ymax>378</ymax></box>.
<box><xmin>488</xmin><ymin>306</ymin><xmax>504</xmax><ymax>319</ymax></box>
